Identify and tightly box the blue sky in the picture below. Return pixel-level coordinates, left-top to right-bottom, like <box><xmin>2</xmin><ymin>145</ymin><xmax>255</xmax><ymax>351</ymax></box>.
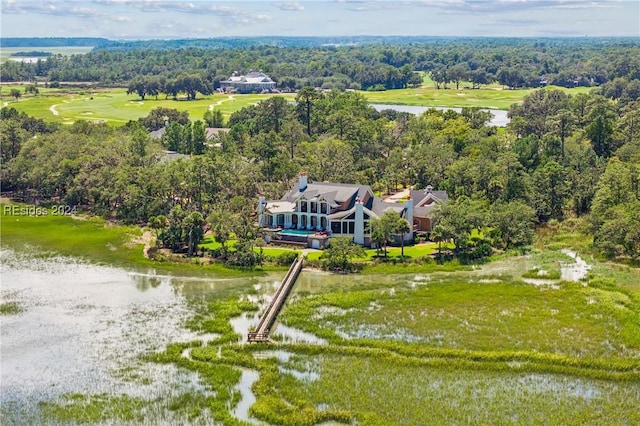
<box><xmin>1</xmin><ymin>0</ymin><xmax>639</xmax><ymax>39</ymax></box>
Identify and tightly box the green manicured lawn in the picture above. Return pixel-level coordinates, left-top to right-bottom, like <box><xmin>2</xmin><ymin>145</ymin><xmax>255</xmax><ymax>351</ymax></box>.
<box><xmin>361</xmin><ymin>85</ymin><xmax>592</xmax><ymax>110</ymax></box>
<box><xmin>363</xmin><ymin>241</ymin><xmax>453</xmax><ymax>259</ymax></box>
<box><xmin>1</xmin><ymin>84</ymin><xmax>594</xmax><ymax>125</ymax></box>
<box><xmin>0</xmin><ymin>87</ymin><xmax>295</xmax><ymax>124</ymax></box>
<box><xmin>200</xmin><ymin>237</ymin><xmax>322</xmax><ymax>260</ymax></box>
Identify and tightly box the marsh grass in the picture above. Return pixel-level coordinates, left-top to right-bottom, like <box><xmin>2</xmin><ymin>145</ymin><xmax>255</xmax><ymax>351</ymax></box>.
<box><xmin>185</xmin><ymin>299</ymin><xmax>258</xmax><ymax>344</ymax></box>
<box><xmin>281</xmin><ymin>278</ymin><xmax>640</xmax><ymax>359</ymax></box>
<box><xmin>141</xmin><ymin>281</ymin><xmax>640</xmax><ymax>425</ymax></box>
<box><xmin>39</xmin><ymin>394</ymin><xmax>146</xmax><ymax>424</ymax></box>
<box><xmin>280</xmin><ymin>353</ymin><xmax>640</xmax><ymax>426</ymax></box>
<box><xmin>7</xmin><ymin>200</ymin><xmax>638</xmax><ymax>424</ymax></box>
<box><xmin>0</xmin><ymin>301</ymin><xmax>23</xmax><ymax>315</ymax></box>
<box><xmin>522</xmin><ymin>267</ymin><xmax>562</xmax><ymax>279</ymax></box>
<box><xmin>0</xmin><ymin>203</ymin><xmax>272</xmax><ymax>276</ymax></box>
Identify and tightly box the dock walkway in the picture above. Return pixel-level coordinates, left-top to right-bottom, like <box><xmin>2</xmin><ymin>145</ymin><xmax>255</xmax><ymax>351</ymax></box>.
<box><xmin>248</xmin><ymin>254</ymin><xmax>305</xmax><ymax>343</ymax></box>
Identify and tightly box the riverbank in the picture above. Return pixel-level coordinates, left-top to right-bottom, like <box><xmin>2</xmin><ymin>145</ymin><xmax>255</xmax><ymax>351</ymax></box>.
<box><xmin>0</xmin><ymin>201</ymin><xmax>474</xmax><ymax>276</ymax></box>
<box><xmin>0</xmin><ymin>202</ymin><xmax>277</xmax><ymax>276</ymax></box>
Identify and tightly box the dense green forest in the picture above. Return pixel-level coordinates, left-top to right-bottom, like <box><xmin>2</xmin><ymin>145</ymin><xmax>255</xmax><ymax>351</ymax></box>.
<box><xmin>2</xmin><ymin>38</ymin><xmax>639</xmax><ymax>93</ymax></box>
<box><xmin>2</xmin><ymin>83</ymin><xmax>639</xmax><ymax>264</ymax></box>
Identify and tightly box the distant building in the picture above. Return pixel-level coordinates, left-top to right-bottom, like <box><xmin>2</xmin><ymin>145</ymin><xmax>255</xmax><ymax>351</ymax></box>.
<box><xmin>219</xmin><ymin>70</ymin><xmax>277</xmax><ymax>94</ymax></box>
<box><xmin>149</xmin><ymin>127</ymin><xmax>228</xmax><ymax>141</ymax></box>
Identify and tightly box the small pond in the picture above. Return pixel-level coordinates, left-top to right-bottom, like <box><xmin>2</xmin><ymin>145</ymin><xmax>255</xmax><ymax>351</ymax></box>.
<box><xmin>371</xmin><ymin>104</ymin><xmax>510</xmax><ymax>126</ymax></box>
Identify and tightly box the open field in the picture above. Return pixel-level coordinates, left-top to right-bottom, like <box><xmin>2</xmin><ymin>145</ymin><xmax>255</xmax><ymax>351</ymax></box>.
<box><xmin>0</xmin><ymin>46</ymin><xmax>94</xmax><ymax>63</ymax></box>
<box><xmin>1</xmin><ymin>84</ymin><xmax>595</xmax><ymax>125</ymax></box>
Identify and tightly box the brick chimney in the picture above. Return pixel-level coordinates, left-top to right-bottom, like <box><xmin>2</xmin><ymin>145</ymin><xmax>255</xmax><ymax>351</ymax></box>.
<box><xmin>299</xmin><ymin>172</ymin><xmax>308</xmax><ymax>191</ymax></box>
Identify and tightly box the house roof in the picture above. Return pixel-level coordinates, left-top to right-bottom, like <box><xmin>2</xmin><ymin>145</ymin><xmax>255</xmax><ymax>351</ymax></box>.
<box><xmin>282</xmin><ymin>182</ymin><xmax>373</xmax><ymax>210</ymax></box>
<box><xmin>205</xmin><ymin>127</ymin><xmax>229</xmax><ymax>139</ymax></box>
<box><xmin>222</xmin><ymin>71</ymin><xmax>275</xmax><ymax>85</ymax></box>
<box><xmin>159</xmin><ymin>150</ymin><xmax>189</xmax><ymax>163</ymax></box>
<box><xmin>410</xmin><ymin>189</ymin><xmax>449</xmax><ymax>207</ymax></box>
<box><xmin>150</xmin><ymin>126</ymin><xmax>229</xmax><ymax>141</ymax></box>
<box><xmin>149</xmin><ymin>127</ymin><xmax>166</xmax><ymax>139</ymax></box>
<box><xmin>265</xmin><ymin>201</ymin><xmax>296</xmax><ymax>214</ymax></box>
<box><xmin>414</xmin><ymin>204</ymin><xmax>439</xmax><ymax>219</ymax></box>
<box><xmin>371</xmin><ymin>198</ymin><xmax>404</xmax><ymax>217</ymax></box>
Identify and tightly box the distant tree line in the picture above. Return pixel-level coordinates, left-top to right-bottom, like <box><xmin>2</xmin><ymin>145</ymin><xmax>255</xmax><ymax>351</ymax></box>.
<box><xmin>10</xmin><ymin>51</ymin><xmax>53</xmax><ymax>57</ymax></box>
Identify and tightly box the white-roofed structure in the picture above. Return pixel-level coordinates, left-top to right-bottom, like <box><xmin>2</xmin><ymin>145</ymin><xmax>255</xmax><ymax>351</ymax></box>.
<box><xmin>219</xmin><ymin>70</ymin><xmax>277</xmax><ymax>93</ymax></box>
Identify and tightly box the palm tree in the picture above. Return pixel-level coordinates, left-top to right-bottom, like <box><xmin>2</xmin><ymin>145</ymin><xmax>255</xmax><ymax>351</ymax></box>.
<box><xmin>148</xmin><ymin>215</ymin><xmax>168</xmax><ymax>248</ymax></box>
<box><xmin>208</xmin><ymin>211</ymin><xmax>233</xmax><ymax>258</ymax></box>
<box><xmin>182</xmin><ymin>212</ymin><xmax>205</xmax><ymax>257</ymax></box>
<box><xmin>393</xmin><ymin>215</ymin><xmax>412</xmax><ymax>258</ymax></box>
<box><xmin>368</xmin><ymin>217</ymin><xmax>389</xmax><ymax>257</ymax></box>
<box><xmin>431</xmin><ymin>225</ymin><xmax>446</xmax><ymax>263</ymax></box>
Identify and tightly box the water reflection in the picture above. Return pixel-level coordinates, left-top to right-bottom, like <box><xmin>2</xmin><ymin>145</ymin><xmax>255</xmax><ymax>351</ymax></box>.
<box><xmin>233</xmin><ymin>369</ymin><xmax>260</xmax><ymax>423</ymax></box>
<box><xmin>560</xmin><ymin>249</ymin><xmax>591</xmax><ymax>282</ymax></box>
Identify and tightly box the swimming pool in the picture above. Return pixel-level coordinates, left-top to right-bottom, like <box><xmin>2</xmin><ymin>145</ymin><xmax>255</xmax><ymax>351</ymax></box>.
<box><xmin>278</xmin><ymin>229</ymin><xmax>315</xmax><ymax>237</ymax></box>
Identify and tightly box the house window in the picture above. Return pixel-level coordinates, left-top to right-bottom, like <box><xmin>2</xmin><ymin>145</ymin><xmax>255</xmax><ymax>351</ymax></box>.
<box><xmin>331</xmin><ymin>222</ymin><xmax>341</xmax><ymax>234</ymax></box>
<box><xmin>320</xmin><ymin>203</ymin><xmax>327</xmax><ymax>214</ymax></box>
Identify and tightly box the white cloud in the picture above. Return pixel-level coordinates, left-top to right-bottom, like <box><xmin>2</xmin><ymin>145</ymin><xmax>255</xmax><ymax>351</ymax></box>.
<box><xmin>413</xmin><ymin>0</ymin><xmax>626</xmax><ymax>14</ymax></box>
<box><xmin>274</xmin><ymin>1</ymin><xmax>304</xmax><ymax>11</ymax></box>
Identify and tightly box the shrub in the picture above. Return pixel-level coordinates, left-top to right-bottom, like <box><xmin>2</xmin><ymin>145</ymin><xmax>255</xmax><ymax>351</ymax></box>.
<box><xmin>276</xmin><ymin>251</ymin><xmax>299</xmax><ymax>266</ymax></box>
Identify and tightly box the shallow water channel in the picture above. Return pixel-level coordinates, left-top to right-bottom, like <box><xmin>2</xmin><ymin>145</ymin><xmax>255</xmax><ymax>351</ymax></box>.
<box><xmin>0</xmin><ymin>249</ymin><xmax>290</xmax><ymax>424</ymax></box>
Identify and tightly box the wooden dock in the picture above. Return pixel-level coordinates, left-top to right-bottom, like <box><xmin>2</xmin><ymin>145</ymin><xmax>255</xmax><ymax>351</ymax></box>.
<box><xmin>248</xmin><ymin>254</ymin><xmax>305</xmax><ymax>343</ymax></box>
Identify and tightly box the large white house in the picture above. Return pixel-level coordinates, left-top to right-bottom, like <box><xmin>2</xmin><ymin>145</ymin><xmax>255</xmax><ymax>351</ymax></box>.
<box><xmin>258</xmin><ymin>173</ymin><xmax>447</xmax><ymax>248</ymax></box>
<box><xmin>219</xmin><ymin>70</ymin><xmax>277</xmax><ymax>93</ymax></box>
